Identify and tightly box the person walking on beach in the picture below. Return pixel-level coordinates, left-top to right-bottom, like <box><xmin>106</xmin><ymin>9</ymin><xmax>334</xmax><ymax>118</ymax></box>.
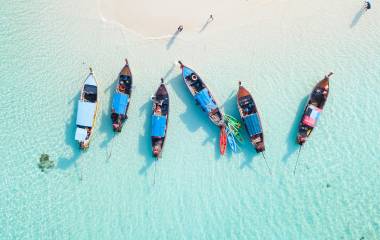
<box><xmin>177</xmin><ymin>25</ymin><xmax>183</xmax><ymax>32</ymax></box>
<box><xmin>364</xmin><ymin>0</ymin><xmax>373</xmax><ymax>10</ymax></box>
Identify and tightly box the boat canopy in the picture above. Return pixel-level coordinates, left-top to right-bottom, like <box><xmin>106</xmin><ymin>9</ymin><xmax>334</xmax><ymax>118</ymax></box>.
<box><xmin>151</xmin><ymin>115</ymin><xmax>167</xmax><ymax>137</ymax></box>
<box><xmin>76</xmin><ymin>101</ymin><xmax>96</xmax><ymax>127</ymax></box>
<box><xmin>302</xmin><ymin>105</ymin><xmax>322</xmax><ymax>127</ymax></box>
<box><xmin>244</xmin><ymin>113</ymin><xmax>262</xmax><ymax>136</ymax></box>
<box><xmin>182</xmin><ymin>67</ymin><xmax>193</xmax><ymax>78</ymax></box>
<box><xmin>194</xmin><ymin>88</ymin><xmax>217</xmax><ymax>113</ymax></box>
<box><xmin>112</xmin><ymin>93</ymin><xmax>129</xmax><ymax>115</ymax></box>
<box><xmin>75</xmin><ymin>127</ymin><xmax>87</xmax><ymax>141</ymax></box>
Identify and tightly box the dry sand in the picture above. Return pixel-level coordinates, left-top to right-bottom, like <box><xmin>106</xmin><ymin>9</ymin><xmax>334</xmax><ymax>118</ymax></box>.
<box><xmin>98</xmin><ymin>0</ymin><xmax>272</xmax><ymax>37</ymax></box>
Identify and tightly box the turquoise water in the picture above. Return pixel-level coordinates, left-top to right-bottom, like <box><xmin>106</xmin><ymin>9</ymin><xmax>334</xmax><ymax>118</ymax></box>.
<box><xmin>1</xmin><ymin>0</ymin><xmax>380</xmax><ymax>239</ymax></box>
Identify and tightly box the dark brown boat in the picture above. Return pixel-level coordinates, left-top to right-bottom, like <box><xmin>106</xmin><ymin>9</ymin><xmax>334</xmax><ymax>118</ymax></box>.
<box><xmin>297</xmin><ymin>72</ymin><xmax>333</xmax><ymax>145</ymax></box>
<box><xmin>237</xmin><ymin>82</ymin><xmax>265</xmax><ymax>153</ymax></box>
<box><xmin>151</xmin><ymin>79</ymin><xmax>169</xmax><ymax>158</ymax></box>
<box><xmin>111</xmin><ymin>59</ymin><xmax>133</xmax><ymax>132</ymax></box>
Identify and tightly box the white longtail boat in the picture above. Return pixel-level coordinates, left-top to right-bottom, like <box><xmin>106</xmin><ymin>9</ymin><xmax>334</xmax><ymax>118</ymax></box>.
<box><xmin>74</xmin><ymin>68</ymin><xmax>99</xmax><ymax>149</ymax></box>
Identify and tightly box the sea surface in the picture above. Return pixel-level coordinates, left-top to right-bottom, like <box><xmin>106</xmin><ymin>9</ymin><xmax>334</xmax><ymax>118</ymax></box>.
<box><xmin>1</xmin><ymin>0</ymin><xmax>379</xmax><ymax>239</ymax></box>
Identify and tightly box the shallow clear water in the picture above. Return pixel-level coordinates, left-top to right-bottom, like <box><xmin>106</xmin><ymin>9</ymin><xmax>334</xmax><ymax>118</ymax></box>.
<box><xmin>1</xmin><ymin>0</ymin><xmax>380</xmax><ymax>239</ymax></box>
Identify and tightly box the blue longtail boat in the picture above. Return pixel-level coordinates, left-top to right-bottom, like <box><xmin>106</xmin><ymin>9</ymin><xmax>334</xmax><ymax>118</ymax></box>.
<box><xmin>237</xmin><ymin>81</ymin><xmax>265</xmax><ymax>153</ymax></box>
<box><xmin>178</xmin><ymin>61</ymin><xmax>224</xmax><ymax>127</ymax></box>
<box><xmin>151</xmin><ymin>78</ymin><xmax>169</xmax><ymax>158</ymax></box>
<box><xmin>111</xmin><ymin>59</ymin><xmax>133</xmax><ymax>132</ymax></box>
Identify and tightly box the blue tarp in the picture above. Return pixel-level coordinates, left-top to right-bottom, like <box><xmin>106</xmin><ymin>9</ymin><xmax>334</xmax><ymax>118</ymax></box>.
<box><xmin>151</xmin><ymin>115</ymin><xmax>167</xmax><ymax>137</ymax></box>
<box><xmin>112</xmin><ymin>93</ymin><xmax>129</xmax><ymax>115</ymax></box>
<box><xmin>244</xmin><ymin>113</ymin><xmax>262</xmax><ymax>136</ymax></box>
<box><xmin>194</xmin><ymin>88</ymin><xmax>217</xmax><ymax>113</ymax></box>
<box><xmin>226</xmin><ymin>127</ymin><xmax>238</xmax><ymax>152</ymax></box>
<box><xmin>182</xmin><ymin>67</ymin><xmax>193</xmax><ymax>78</ymax></box>
<box><xmin>76</xmin><ymin>101</ymin><xmax>96</xmax><ymax>127</ymax></box>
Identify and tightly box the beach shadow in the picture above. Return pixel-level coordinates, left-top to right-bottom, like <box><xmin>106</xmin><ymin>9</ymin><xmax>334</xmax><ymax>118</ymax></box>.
<box><xmin>138</xmin><ymin>101</ymin><xmax>156</xmax><ymax>175</ymax></box>
<box><xmin>281</xmin><ymin>96</ymin><xmax>308</xmax><ymax>163</ymax></box>
<box><xmin>350</xmin><ymin>7</ymin><xmax>366</xmax><ymax>28</ymax></box>
<box><xmin>57</xmin><ymin>93</ymin><xmax>81</xmax><ymax>170</ymax></box>
<box><xmin>199</xmin><ymin>18</ymin><xmax>213</xmax><ymax>33</ymax></box>
<box><xmin>170</xmin><ymin>74</ymin><xmax>220</xmax><ymax>159</ymax></box>
<box><xmin>166</xmin><ymin>31</ymin><xmax>180</xmax><ymax>50</ymax></box>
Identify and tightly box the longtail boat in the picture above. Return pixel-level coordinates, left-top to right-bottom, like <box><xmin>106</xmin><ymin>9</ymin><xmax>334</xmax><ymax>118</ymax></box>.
<box><xmin>74</xmin><ymin>68</ymin><xmax>99</xmax><ymax>149</ymax></box>
<box><xmin>111</xmin><ymin>59</ymin><xmax>133</xmax><ymax>132</ymax></box>
<box><xmin>297</xmin><ymin>72</ymin><xmax>333</xmax><ymax>145</ymax></box>
<box><xmin>178</xmin><ymin>61</ymin><xmax>224</xmax><ymax>127</ymax></box>
<box><xmin>237</xmin><ymin>82</ymin><xmax>265</xmax><ymax>153</ymax></box>
<box><xmin>151</xmin><ymin>78</ymin><xmax>169</xmax><ymax>158</ymax></box>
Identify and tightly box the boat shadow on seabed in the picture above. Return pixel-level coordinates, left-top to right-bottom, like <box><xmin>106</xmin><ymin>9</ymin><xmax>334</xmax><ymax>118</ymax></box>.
<box><xmin>282</xmin><ymin>95</ymin><xmax>308</xmax><ymax>163</ymax></box>
<box><xmin>99</xmin><ymin>79</ymin><xmax>118</xmax><ymax>151</ymax></box>
<box><xmin>170</xmin><ymin>74</ymin><xmax>220</xmax><ymax>159</ymax></box>
<box><xmin>57</xmin><ymin>93</ymin><xmax>82</xmax><ymax>175</ymax></box>
<box><xmin>138</xmin><ymin>101</ymin><xmax>155</xmax><ymax>175</ymax></box>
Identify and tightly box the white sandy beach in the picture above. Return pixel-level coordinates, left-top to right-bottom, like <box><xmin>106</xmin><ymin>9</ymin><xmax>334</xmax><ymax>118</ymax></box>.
<box><xmin>99</xmin><ymin>0</ymin><xmax>275</xmax><ymax>37</ymax></box>
<box><xmin>99</xmin><ymin>0</ymin><xmax>374</xmax><ymax>38</ymax></box>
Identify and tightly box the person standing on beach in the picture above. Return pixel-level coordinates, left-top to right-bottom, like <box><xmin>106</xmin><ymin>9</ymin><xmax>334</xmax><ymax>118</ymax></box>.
<box><xmin>364</xmin><ymin>0</ymin><xmax>373</xmax><ymax>10</ymax></box>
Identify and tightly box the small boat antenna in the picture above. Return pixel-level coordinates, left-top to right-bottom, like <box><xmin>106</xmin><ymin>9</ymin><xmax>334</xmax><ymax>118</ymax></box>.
<box><xmin>153</xmin><ymin>157</ymin><xmax>158</xmax><ymax>185</ymax></box>
<box><xmin>178</xmin><ymin>60</ymin><xmax>183</xmax><ymax>68</ymax></box>
<box><xmin>106</xmin><ymin>132</ymin><xmax>116</xmax><ymax>162</ymax></box>
<box><xmin>74</xmin><ymin>162</ymin><xmax>83</xmax><ymax>181</ymax></box>
<box><xmin>125</xmin><ymin>58</ymin><xmax>128</xmax><ymax>64</ymax></box>
<box><xmin>161</xmin><ymin>78</ymin><xmax>164</xmax><ymax>84</ymax></box>
<box><xmin>293</xmin><ymin>145</ymin><xmax>303</xmax><ymax>175</ymax></box>
<box><xmin>239</xmin><ymin>81</ymin><xmax>242</xmax><ymax>86</ymax></box>
<box><xmin>261</xmin><ymin>152</ymin><xmax>272</xmax><ymax>175</ymax></box>
<box><xmin>327</xmin><ymin>72</ymin><xmax>334</xmax><ymax>78</ymax></box>
<box><xmin>89</xmin><ymin>67</ymin><xmax>93</xmax><ymax>73</ymax></box>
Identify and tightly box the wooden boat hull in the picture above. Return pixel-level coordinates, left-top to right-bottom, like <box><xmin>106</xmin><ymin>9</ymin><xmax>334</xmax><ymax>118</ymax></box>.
<box><xmin>297</xmin><ymin>73</ymin><xmax>332</xmax><ymax>145</ymax></box>
<box><xmin>237</xmin><ymin>83</ymin><xmax>265</xmax><ymax>153</ymax></box>
<box><xmin>178</xmin><ymin>61</ymin><xmax>224</xmax><ymax>127</ymax></box>
<box><xmin>75</xmin><ymin>69</ymin><xmax>99</xmax><ymax>149</ymax></box>
<box><xmin>111</xmin><ymin>59</ymin><xmax>133</xmax><ymax>132</ymax></box>
<box><xmin>151</xmin><ymin>81</ymin><xmax>169</xmax><ymax>158</ymax></box>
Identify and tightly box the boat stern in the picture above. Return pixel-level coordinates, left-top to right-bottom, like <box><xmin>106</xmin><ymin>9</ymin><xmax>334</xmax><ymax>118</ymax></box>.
<box><xmin>254</xmin><ymin>141</ymin><xmax>265</xmax><ymax>153</ymax></box>
<box><xmin>79</xmin><ymin>140</ymin><xmax>90</xmax><ymax>150</ymax></box>
<box><xmin>152</xmin><ymin>144</ymin><xmax>162</xmax><ymax>157</ymax></box>
<box><xmin>297</xmin><ymin>134</ymin><xmax>307</xmax><ymax>145</ymax></box>
<box><xmin>112</xmin><ymin>123</ymin><xmax>123</xmax><ymax>132</ymax></box>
